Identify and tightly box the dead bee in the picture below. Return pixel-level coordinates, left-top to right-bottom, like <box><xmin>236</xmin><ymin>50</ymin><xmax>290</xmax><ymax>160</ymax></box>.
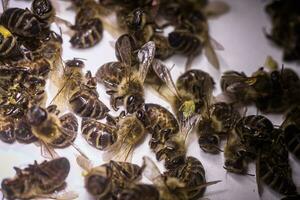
<box><xmin>143</xmin><ymin>156</ymin><xmax>220</xmax><ymax>200</ymax></box>
<box><xmin>51</xmin><ymin>58</ymin><xmax>109</xmax><ymax>119</ymax></box>
<box><xmin>0</xmin><ymin>116</ymin><xmax>16</xmax><ymax>144</ymax></box>
<box><xmin>81</xmin><ymin>117</ymin><xmax>117</xmax><ymax>150</ymax></box>
<box><xmin>96</xmin><ymin>35</ymin><xmax>155</xmax><ymax>113</ymax></box>
<box><xmin>256</xmin><ymin>129</ymin><xmax>297</xmax><ymax>196</ymax></box>
<box><xmin>77</xmin><ymin>156</ymin><xmax>143</xmax><ymax>199</ymax></box>
<box><xmin>102</xmin><ymin>109</ymin><xmax>147</xmax><ymax>162</ymax></box>
<box><xmin>25</xmin><ymin>105</ymin><xmax>78</xmax><ymax>158</ymax></box>
<box><xmin>143</xmin><ymin>103</ymin><xmax>179</xmax><ymax>150</ymax></box>
<box><xmin>197</xmin><ymin>102</ymin><xmax>241</xmax><ymax>154</ymax></box>
<box><xmin>281</xmin><ymin>107</ymin><xmax>300</xmax><ymax>160</ymax></box>
<box><xmin>1</xmin><ymin>157</ymin><xmax>77</xmax><ymax>200</ymax></box>
<box><xmin>165</xmin><ymin>156</ymin><xmax>207</xmax><ymax>200</ymax></box>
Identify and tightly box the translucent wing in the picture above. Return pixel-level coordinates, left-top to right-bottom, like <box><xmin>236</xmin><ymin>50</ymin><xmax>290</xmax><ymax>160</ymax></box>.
<box><xmin>142</xmin><ymin>156</ymin><xmax>165</xmax><ymax>187</ymax></box>
<box><xmin>210</xmin><ymin>36</ymin><xmax>224</xmax><ymax>51</ymax></box>
<box><xmin>35</xmin><ymin>191</ymin><xmax>78</xmax><ymax>200</ymax></box>
<box><xmin>1</xmin><ymin>0</ymin><xmax>9</xmax><ymax>11</ymax></box>
<box><xmin>204</xmin><ymin>41</ymin><xmax>220</xmax><ymax>70</ymax></box>
<box><xmin>204</xmin><ymin>1</ymin><xmax>230</xmax><ymax>17</ymax></box>
<box><xmin>102</xmin><ymin>139</ymin><xmax>134</xmax><ymax>162</ymax></box>
<box><xmin>138</xmin><ymin>41</ymin><xmax>156</xmax><ymax>83</ymax></box>
<box><xmin>151</xmin><ymin>59</ymin><xmax>181</xmax><ymax>100</ymax></box>
<box><xmin>115</xmin><ymin>34</ymin><xmax>132</xmax><ymax>67</ymax></box>
<box><xmin>76</xmin><ymin>155</ymin><xmax>93</xmax><ymax>172</ymax></box>
<box><xmin>179</xmin><ymin>113</ymin><xmax>201</xmax><ymax>143</ymax></box>
<box><xmin>40</xmin><ymin>141</ymin><xmax>59</xmax><ymax>159</ymax></box>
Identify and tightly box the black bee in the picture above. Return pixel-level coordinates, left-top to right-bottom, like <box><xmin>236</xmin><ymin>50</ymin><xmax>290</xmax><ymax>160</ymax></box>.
<box><xmin>0</xmin><ymin>25</ymin><xmax>21</xmax><ymax>59</ymax></box>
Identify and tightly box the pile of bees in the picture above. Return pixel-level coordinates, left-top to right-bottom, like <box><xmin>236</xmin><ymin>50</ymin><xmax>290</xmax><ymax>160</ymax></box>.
<box><xmin>0</xmin><ymin>0</ymin><xmax>299</xmax><ymax>199</ymax></box>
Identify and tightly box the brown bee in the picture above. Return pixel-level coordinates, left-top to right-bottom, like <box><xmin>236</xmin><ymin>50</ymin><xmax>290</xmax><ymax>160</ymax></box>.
<box><xmin>102</xmin><ymin>110</ymin><xmax>148</xmax><ymax>162</ymax></box>
<box><xmin>77</xmin><ymin>156</ymin><xmax>143</xmax><ymax>199</ymax></box>
<box><xmin>81</xmin><ymin>117</ymin><xmax>117</xmax><ymax>150</ymax></box>
<box><xmin>96</xmin><ymin>35</ymin><xmax>155</xmax><ymax>113</ymax></box>
<box><xmin>25</xmin><ymin>105</ymin><xmax>78</xmax><ymax>158</ymax></box>
<box><xmin>51</xmin><ymin>58</ymin><xmax>109</xmax><ymax>119</ymax></box>
<box><xmin>113</xmin><ymin>183</ymin><xmax>160</xmax><ymax>200</ymax></box>
<box><xmin>143</xmin><ymin>156</ymin><xmax>220</xmax><ymax>200</ymax></box>
<box><xmin>197</xmin><ymin>102</ymin><xmax>241</xmax><ymax>154</ymax></box>
<box><xmin>165</xmin><ymin>156</ymin><xmax>207</xmax><ymax>200</ymax></box>
<box><xmin>1</xmin><ymin>157</ymin><xmax>77</xmax><ymax>200</ymax></box>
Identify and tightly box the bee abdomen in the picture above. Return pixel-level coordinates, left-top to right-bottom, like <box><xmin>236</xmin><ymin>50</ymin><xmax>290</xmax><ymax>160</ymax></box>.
<box><xmin>14</xmin><ymin>118</ymin><xmax>38</xmax><ymax>143</ymax></box>
<box><xmin>168</xmin><ymin>31</ymin><xmax>202</xmax><ymax>55</ymax></box>
<box><xmin>0</xmin><ymin>8</ymin><xmax>42</xmax><ymax>37</ymax></box>
<box><xmin>115</xmin><ymin>184</ymin><xmax>160</xmax><ymax>200</ymax></box>
<box><xmin>0</xmin><ymin>35</ymin><xmax>19</xmax><ymax>57</ymax></box>
<box><xmin>70</xmin><ymin>18</ymin><xmax>103</xmax><ymax>49</ymax></box>
<box><xmin>81</xmin><ymin>118</ymin><xmax>116</xmax><ymax>150</ymax></box>
<box><xmin>69</xmin><ymin>90</ymin><xmax>109</xmax><ymax>119</ymax></box>
<box><xmin>284</xmin><ymin>125</ymin><xmax>300</xmax><ymax>159</ymax></box>
<box><xmin>60</xmin><ymin>113</ymin><xmax>78</xmax><ymax>132</ymax></box>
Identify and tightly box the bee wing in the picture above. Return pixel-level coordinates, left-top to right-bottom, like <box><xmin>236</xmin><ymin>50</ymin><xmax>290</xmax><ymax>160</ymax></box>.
<box><xmin>103</xmin><ymin>140</ymin><xmax>134</xmax><ymax>162</ymax></box>
<box><xmin>138</xmin><ymin>41</ymin><xmax>156</xmax><ymax>83</ymax></box>
<box><xmin>210</xmin><ymin>36</ymin><xmax>224</xmax><ymax>51</ymax></box>
<box><xmin>256</xmin><ymin>150</ymin><xmax>263</xmax><ymax>197</ymax></box>
<box><xmin>40</xmin><ymin>141</ymin><xmax>59</xmax><ymax>159</ymax></box>
<box><xmin>204</xmin><ymin>1</ymin><xmax>230</xmax><ymax>17</ymax></box>
<box><xmin>151</xmin><ymin>59</ymin><xmax>181</xmax><ymax>100</ymax></box>
<box><xmin>76</xmin><ymin>155</ymin><xmax>93</xmax><ymax>172</ymax></box>
<box><xmin>179</xmin><ymin>114</ymin><xmax>201</xmax><ymax>142</ymax></box>
<box><xmin>1</xmin><ymin>0</ymin><xmax>9</xmax><ymax>11</ymax></box>
<box><xmin>204</xmin><ymin>41</ymin><xmax>220</xmax><ymax>70</ymax></box>
<box><xmin>142</xmin><ymin>156</ymin><xmax>165</xmax><ymax>187</ymax></box>
<box><xmin>115</xmin><ymin>34</ymin><xmax>133</xmax><ymax>67</ymax></box>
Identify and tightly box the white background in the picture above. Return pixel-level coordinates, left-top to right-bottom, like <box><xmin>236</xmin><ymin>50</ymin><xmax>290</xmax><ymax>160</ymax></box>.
<box><xmin>0</xmin><ymin>0</ymin><xmax>299</xmax><ymax>199</ymax></box>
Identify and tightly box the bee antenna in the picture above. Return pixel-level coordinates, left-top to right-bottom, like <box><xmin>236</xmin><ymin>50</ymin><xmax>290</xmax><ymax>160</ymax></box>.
<box><xmin>246</xmin><ymin>173</ymin><xmax>255</xmax><ymax>177</ymax></box>
<box><xmin>71</xmin><ymin>143</ymin><xmax>90</xmax><ymax>160</ymax></box>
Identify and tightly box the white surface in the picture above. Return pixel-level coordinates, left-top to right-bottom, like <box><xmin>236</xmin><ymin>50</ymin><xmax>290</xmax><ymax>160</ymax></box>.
<box><xmin>1</xmin><ymin>0</ymin><xmax>300</xmax><ymax>200</ymax></box>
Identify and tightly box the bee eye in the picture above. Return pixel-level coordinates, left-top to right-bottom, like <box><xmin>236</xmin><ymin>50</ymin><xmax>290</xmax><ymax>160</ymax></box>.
<box><xmin>127</xmin><ymin>95</ymin><xmax>135</xmax><ymax>105</ymax></box>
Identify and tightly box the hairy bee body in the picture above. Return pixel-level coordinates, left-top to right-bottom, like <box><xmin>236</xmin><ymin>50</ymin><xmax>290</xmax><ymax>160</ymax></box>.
<box><xmin>1</xmin><ymin>157</ymin><xmax>70</xmax><ymax>200</ymax></box>
<box><xmin>81</xmin><ymin>117</ymin><xmax>117</xmax><ymax>150</ymax></box>
<box><xmin>166</xmin><ymin>156</ymin><xmax>206</xmax><ymax>200</ymax></box>
<box><xmin>144</xmin><ymin>103</ymin><xmax>179</xmax><ymax>149</ymax></box>
<box><xmin>96</xmin><ymin>62</ymin><xmax>126</xmax><ymax>89</ymax></box>
<box><xmin>114</xmin><ymin>184</ymin><xmax>160</xmax><ymax>200</ymax></box>
<box><xmin>0</xmin><ymin>8</ymin><xmax>42</xmax><ymax>37</ymax></box>
<box><xmin>70</xmin><ymin>18</ymin><xmax>103</xmax><ymax>49</ymax></box>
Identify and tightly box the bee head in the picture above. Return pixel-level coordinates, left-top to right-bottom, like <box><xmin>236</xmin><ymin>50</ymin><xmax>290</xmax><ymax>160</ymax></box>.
<box><xmin>126</xmin><ymin>8</ymin><xmax>147</xmax><ymax>31</ymax></box>
<box><xmin>27</xmin><ymin>106</ymin><xmax>47</xmax><ymax>126</ymax></box>
<box><xmin>1</xmin><ymin>178</ymin><xmax>25</xmax><ymax>199</ymax></box>
<box><xmin>32</xmin><ymin>0</ymin><xmax>54</xmax><ymax>21</ymax></box>
<box><xmin>224</xmin><ymin>149</ymin><xmax>249</xmax><ymax>174</ymax></box>
<box><xmin>168</xmin><ymin>31</ymin><xmax>183</xmax><ymax>49</ymax></box>
<box><xmin>65</xmin><ymin>58</ymin><xmax>85</xmax><ymax>69</ymax></box>
<box><xmin>125</xmin><ymin>94</ymin><xmax>144</xmax><ymax>114</ymax></box>
<box><xmin>163</xmin><ymin>140</ymin><xmax>186</xmax><ymax>169</ymax></box>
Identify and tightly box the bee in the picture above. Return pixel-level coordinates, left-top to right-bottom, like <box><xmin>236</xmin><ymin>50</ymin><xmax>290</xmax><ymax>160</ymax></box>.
<box><xmin>25</xmin><ymin>105</ymin><xmax>79</xmax><ymax>158</ymax></box>
<box><xmin>81</xmin><ymin>117</ymin><xmax>117</xmax><ymax>150</ymax></box>
<box><xmin>113</xmin><ymin>184</ymin><xmax>160</xmax><ymax>200</ymax></box>
<box><xmin>235</xmin><ymin>115</ymin><xmax>274</xmax><ymax>153</ymax></box>
<box><xmin>164</xmin><ymin>156</ymin><xmax>207</xmax><ymax>200</ymax></box>
<box><xmin>0</xmin><ymin>25</ymin><xmax>21</xmax><ymax>59</ymax></box>
<box><xmin>143</xmin><ymin>103</ymin><xmax>179</xmax><ymax>150</ymax></box>
<box><xmin>142</xmin><ymin>156</ymin><xmax>220</xmax><ymax>200</ymax></box>
<box><xmin>51</xmin><ymin>58</ymin><xmax>109</xmax><ymax>119</ymax></box>
<box><xmin>1</xmin><ymin>157</ymin><xmax>77</xmax><ymax>200</ymax></box>
<box><xmin>96</xmin><ymin>35</ymin><xmax>155</xmax><ymax>113</ymax></box>
<box><xmin>77</xmin><ymin>156</ymin><xmax>143</xmax><ymax>199</ymax></box>
<box><xmin>102</xmin><ymin>109</ymin><xmax>148</xmax><ymax>162</ymax></box>
<box><xmin>0</xmin><ymin>116</ymin><xmax>15</xmax><ymax>143</ymax></box>
<box><xmin>256</xmin><ymin>129</ymin><xmax>297</xmax><ymax>196</ymax></box>
<box><xmin>281</xmin><ymin>107</ymin><xmax>300</xmax><ymax>160</ymax></box>
<box><xmin>197</xmin><ymin>102</ymin><xmax>241</xmax><ymax>154</ymax></box>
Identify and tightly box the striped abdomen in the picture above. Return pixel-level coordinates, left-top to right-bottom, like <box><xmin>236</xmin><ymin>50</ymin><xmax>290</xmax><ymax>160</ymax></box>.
<box><xmin>284</xmin><ymin>125</ymin><xmax>300</xmax><ymax>160</ymax></box>
<box><xmin>70</xmin><ymin>18</ymin><xmax>103</xmax><ymax>49</ymax></box>
<box><xmin>168</xmin><ymin>30</ymin><xmax>202</xmax><ymax>55</ymax></box>
<box><xmin>81</xmin><ymin>118</ymin><xmax>116</xmax><ymax>150</ymax></box>
<box><xmin>96</xmin><ymin>61</ymin><xmax>125</xmax><ymax>89</ymax></box>
<box><xmin>69</xmin><ymin>89</ymin><xmax>109</xmax><ymax>119</ymax></box>
<box><xmin>0</xmin><ymin>27</ymin><xmax>19</xmax><ymax>58</ymax></box>
<box><xmin>0</xmin><ymin>8</ymin><xmax>42</xmax><ymax>37</ymax></box>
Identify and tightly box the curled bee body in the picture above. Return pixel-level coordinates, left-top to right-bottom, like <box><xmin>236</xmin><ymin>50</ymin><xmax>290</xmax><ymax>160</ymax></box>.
<box><xmin>281</xmin><ymin>107</ymin><xmax>300</xmax><ymax>160</ymax></box>
<box><xmin>81</xmin><ymin>117</ymin><xmax>117</xmax><ymax>150</ymax></box>
<box><xmin>165</xmin><ymin>156</ymin><xmax>207</xmax><ymax>200</ymax></box>
<box><xmin>96</xmin><ymin>35</ymin><xmax>155</xmax><ymax>113</ymax></box>
<box><xmin>198</xmin><ymin>102</ymin><xmax>241</xmax><ymax>154</ymax></box>
<box><xmin>77</xmin><ymin>156</ymin><xmax>142</xmax><ymax>199</ymax></box>
<box><xmin>0</xmin><ymin>25</ymin><xmax>21</xmax><ymax>59</ymax></box>
<box><xmin>31</xmin><ymin>0</ymin><xmax>56</xmax><ymax>26</ymax></box>
<box><xmin>1</xmin><ymin>157</ymin><xmax>72</xmax><ymax>200</ymax></box>
<box><xmin>103</xmin><ymin>110</ymin><xmax>147</xmax><ymax>162</ymax></box>
<box><xmin>143</xmin><ymin>156</ymin><xmax>220</xmax><ymax>200</ymax></box>
<box><xmin>143</xmin><ymin>103</ymin><xmax>179</xmax><ymax>149</ymax></box>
